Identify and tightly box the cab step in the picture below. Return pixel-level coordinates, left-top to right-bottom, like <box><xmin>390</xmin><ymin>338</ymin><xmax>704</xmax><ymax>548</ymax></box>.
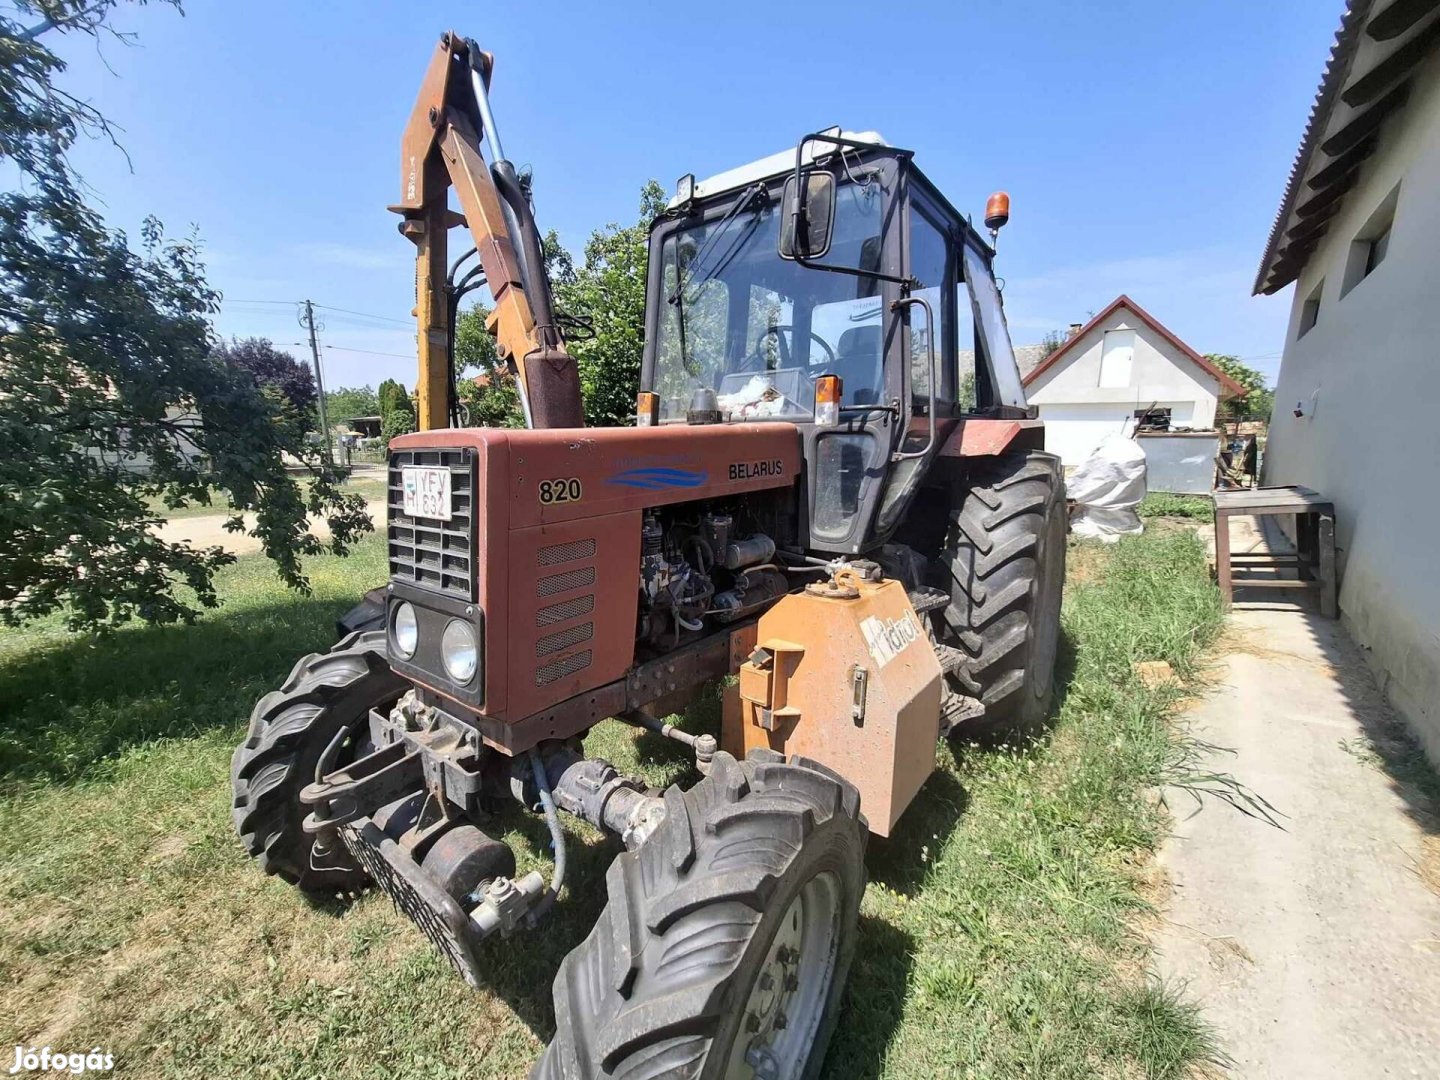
<box><xmin>907</xmin><ymin>586</ymin><xmax>950</xmax><ymax>615</ymax></box>
<box><xmin>933</xmin><ymin>642</ymin><xmax>965</xmax><ymax>675</ymax></box>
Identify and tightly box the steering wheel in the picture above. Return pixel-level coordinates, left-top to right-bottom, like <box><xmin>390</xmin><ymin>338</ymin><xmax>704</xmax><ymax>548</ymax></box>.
<box><xmin>741</xmin><ymin>326</ymin><xmax>837</xmax><ymax>373</ymax></box>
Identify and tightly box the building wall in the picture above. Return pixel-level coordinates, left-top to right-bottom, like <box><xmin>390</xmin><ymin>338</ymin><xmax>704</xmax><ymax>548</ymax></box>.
<box><xmin>1033</xmin><ymin>400</ymin><xmax>1202</xmax><ymax>466</ymax></box>
<box><xmin>1026</xmin><ymin>306</ymin><xmax>1223</xmax><ymax>466</ymax></box>
<box><xmin>88</xmin><ymin>406</ymin><xmax>204</xmax><ymax>475</ymax></box>
<box><xmin>1264</xmin><ymin>49</ymin><xmax>1440</xmax><ymax>762</ymax></box>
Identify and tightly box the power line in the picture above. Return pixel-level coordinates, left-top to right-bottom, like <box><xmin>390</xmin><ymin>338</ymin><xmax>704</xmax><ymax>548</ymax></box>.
<box><xmin>314</xmin><ymin>303</ymin><xmax>412</xmax><ymax>326</ymax></box>
<box><xmin>320</xmin><ymin>315</ymin><xmax>415</xmax><ymax>333</ymax></box>
<box><xmin>324</xmin><ymin>344</ymin><xmax>418</xmax><ymax>360</ymax></box>
<box><xmin>221</xmin><ymin>297</ymin><xmax>413</xmax><ymax>326</ymax></box>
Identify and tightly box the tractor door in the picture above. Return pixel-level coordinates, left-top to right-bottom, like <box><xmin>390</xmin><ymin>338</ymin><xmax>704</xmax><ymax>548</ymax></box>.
<box><xmin>869</xmin><ymin>181</ymin><xmax>963</xmax><ymax>541</ymax></box>
<box><xmin>868</xmin><ymin>168</ymin><xmax>1032</xmax><ymax>544</ymax></box>
<box><xmin>799</xmin><ymin>156</ymin><xmax>906</xmax><ymax>554</ymax></box>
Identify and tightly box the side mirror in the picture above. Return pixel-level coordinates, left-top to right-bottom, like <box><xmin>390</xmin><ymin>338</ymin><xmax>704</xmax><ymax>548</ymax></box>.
<box><xmin>779</xmin><ymin>170</ymin><xmax>835</xmax><ymax>260</ymax></box>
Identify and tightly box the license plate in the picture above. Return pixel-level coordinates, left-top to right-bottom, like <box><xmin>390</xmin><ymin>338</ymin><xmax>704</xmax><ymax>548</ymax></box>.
<box><xmin>401</xmin><ymin>466</ymin><xmax>452</xmax><ymax>521</ymax></box>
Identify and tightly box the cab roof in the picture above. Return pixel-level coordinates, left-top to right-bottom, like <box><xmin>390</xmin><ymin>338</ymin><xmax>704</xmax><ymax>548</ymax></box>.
<box><xmin>666</xmin><ymin>130</ymin><xmax>890</xmax><ymax>208</ymax></box>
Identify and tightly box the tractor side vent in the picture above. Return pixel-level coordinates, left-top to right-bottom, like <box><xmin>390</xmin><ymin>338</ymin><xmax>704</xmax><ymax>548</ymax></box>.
<box><xmin>387</xmin><ymin>447</ymin><xmax>474</xmax><ymax>600</ymax></box>
<box><xmin>538</xmin><ymin>539</ymin><xmax>597</xmax><ymax>566</ymax></box>
<box><xmin>532</xmin><ymin>536</ymin><xmax>598</xmax><ymax>686</ymax></box>
<box><xmin>536</xmin><ymin>622</ymin><xmax>594</xmax><ymax>657</ymax></box>
<box><xmin>536</xmin><ymin>594</ymin><xmax>595</xmax><ymax>626</ymax></box>
<box><xmin>536</xmin><ymin>650</ymin><xmax>593</xmax><ymax>686</ymax></box>
<box><xmin>537</xmin><ymin>566</ymin><xmax>596</xmax><ymax>597</ymax></box>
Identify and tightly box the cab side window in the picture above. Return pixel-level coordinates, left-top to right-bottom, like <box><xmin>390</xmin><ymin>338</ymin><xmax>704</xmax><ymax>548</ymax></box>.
<box><xmin>907</xmin><ymin>209</ymin><xmax>955</xmax><ymax>409</ymax></box>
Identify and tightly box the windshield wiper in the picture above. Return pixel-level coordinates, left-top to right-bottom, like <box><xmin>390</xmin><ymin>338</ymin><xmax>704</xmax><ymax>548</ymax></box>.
<box><xmin>668</xmin><ymin>183</ymin><xmax>767</xmax><ymax>306</ymax></box>
<box><xmin>669</xmin><ymin>183</ymin><xmax>767</xmax><ymax>377</ymax></box>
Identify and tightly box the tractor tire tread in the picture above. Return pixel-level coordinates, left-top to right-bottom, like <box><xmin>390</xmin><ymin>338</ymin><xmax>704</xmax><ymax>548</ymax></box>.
<box><xmin>937</xmin><ymin>450</ymin><xmax>1066</xmax><ymax>735</ymax></box>
<box><xmin>534</xmin><ymin>750</ymin><xmax>866</xmax><ymax>1080</ymax></box>
<box><xmin>230</xmin><ymin>630</ymin><xmax>405</xmax><ymax>895</ymax></box>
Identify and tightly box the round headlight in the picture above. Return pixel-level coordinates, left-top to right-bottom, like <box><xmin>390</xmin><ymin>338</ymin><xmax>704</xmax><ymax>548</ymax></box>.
<box><xmin>441</xmin><ymin>619</ymin><xmax>478</xmax><ymax>683</ymax></box>
<box><xmin>391</xmin><ymin>601</ymin><xmax>418</xmax><ymax>659</ymax></box>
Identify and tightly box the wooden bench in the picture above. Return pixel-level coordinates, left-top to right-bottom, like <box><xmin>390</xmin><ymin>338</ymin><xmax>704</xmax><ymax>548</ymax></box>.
<box><xmin>1212</xmin><ymin>486</ymin><xmax>1337</xmax><ymax>618</ymax></box>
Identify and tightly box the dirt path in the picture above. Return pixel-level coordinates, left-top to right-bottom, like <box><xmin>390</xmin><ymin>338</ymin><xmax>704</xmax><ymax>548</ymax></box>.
<box><xmin>1154</xmin><ymin>516</ymin><xmax>1440</xmax><ymax>1077</ymax></box>
<box><xmin>153</xmin><ymin>498</ymin><xmax>388</xmax><ymax>556</ymax></box>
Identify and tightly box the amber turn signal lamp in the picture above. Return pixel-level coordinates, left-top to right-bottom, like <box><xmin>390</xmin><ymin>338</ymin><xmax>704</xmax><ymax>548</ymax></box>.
<box><xmin>815</xmin><ymin>375</ymin><xmax>842</xmax><ymax>427</ymax></box>
<box><xmin>636</xmin><ymin>391</ymin><xmax>659</xmax><ymax>426</ymax></box>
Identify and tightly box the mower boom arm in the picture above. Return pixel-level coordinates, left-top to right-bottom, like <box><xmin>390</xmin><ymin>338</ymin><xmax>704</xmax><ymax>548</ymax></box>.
<box><xmin>390</xmin><ymin>32</ymin><xmax>582</xmax><ymax>431</ymax></box>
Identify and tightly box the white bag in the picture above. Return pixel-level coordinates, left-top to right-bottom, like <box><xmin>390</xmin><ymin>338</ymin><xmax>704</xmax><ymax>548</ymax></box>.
<box><xmin>1068</xmin><ymin>433</ymin><xmax>1147</xmax><ymax>542</ymax></box>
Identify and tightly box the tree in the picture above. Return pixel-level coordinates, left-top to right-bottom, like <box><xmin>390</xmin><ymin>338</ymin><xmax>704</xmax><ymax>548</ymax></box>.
<box><xmin>454</xmin><ymin>302</ymin><xmax>523</xmax><ymax>427</ymax></box>
<box><xmin>559</xmin><ymin>181</ymin><xmax>668</xmax><ymax>428</ymax></box>
<box><xmin>214</xmin><ymin>337</ymin><xmax>316</xmax><ymax>424</ymax></box>
<box><xmin>326</xmin><ymin>385</ymin><xmax>379</xmax><ymax>427</ymax></box>
<box><xmin>1039</xmin><ymin>329</ymin><xmax>1067</xmax><ymax>358</ymax></box>
<box><xmin>377</xmin><ymin>378</ymin><xmax>415</xmax><ymax>440</ymax></box>
<box><xmin>381</xmin><ymin>399</ymin><xmax>416</xmax><ymax>441</ymax></box>
<box><xmin>0</xmin><ymin>2</ymin><xmax>369</xmax><ymax>631</ymax></box>
<box><xmin>449</xmin><ymin>182</ymin><xmax>664</xmax><ymax>430</ymax></box>
<box><xmin>377</xmin><ymin>378</ymin><xmax>407</xmax><ymax>415</ymax></box>
<box><xmin>459</xmin><ymin>369</ymin><xmax>526</xmax><ymax>429</ymax></box>
<box><xmin>1207</xmin><ymin>354</ymin><xmax>1274</xmax><ymax>420</ymax></box>
<box><xmin>453</xmin><ymin>300</ymin><xmax>497</xmax><ymax>380</ymax></box>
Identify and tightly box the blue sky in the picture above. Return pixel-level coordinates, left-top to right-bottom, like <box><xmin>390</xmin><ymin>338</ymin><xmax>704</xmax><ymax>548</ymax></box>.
<box><xmin>47</xmin><ymin>0</ymin><xmax>1340</xmax><ymax>390</ymax></box>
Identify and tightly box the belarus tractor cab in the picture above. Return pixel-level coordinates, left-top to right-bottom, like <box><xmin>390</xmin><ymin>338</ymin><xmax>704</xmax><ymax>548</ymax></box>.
<box><xmin>643</xmin><ymin>129</ymin><xmax>1032</xmax><ymax>557</ymax></box>
<box><xmin>231</xmin><ymin>36</ymin><xmax>1065</xmax><ymax>1080</ymax></box>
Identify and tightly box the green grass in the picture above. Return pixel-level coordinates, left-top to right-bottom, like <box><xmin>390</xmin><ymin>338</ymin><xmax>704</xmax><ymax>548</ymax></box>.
<box><xmin>0</xmin><ymin>530</ymin><xmax>1228</xmax><ymax>1078</ymax></box>
<box><xmin>141</xmin><ymin>489</ymin><xmax>237</xmax><ymax>520</ymax></box>
<box><xmin>142</xmin><ymin>475</ymin><xmax>389</xmax><ymax>522</ymax></box>
<box><xmin>1138</xmin><ymin>492</ymin><xmax>1213</xmax><ymax>520</ymax></box>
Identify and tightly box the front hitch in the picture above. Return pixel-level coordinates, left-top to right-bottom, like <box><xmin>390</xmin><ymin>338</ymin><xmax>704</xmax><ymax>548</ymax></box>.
<box><xmin>297</xmin><ymin>697</ymin><xmax>672</xmax><ymax>989</ymax></box>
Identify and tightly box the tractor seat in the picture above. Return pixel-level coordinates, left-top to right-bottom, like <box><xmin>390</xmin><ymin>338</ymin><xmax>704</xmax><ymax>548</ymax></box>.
<box><xmin>833</xmin><ymin>325</ymin><xmax>883</xmax><ymax>405</ymax></box>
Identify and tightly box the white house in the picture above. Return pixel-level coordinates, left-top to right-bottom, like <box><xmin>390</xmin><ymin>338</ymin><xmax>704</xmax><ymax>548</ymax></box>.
<box><xmin>1021</xmin><ymin>295</ymin><xmax>1244</xmax><ymax>467</ymax></box>
<box><xmin>1255</xmin><ymin>0</ymin><xmax>1440</xmax><ymax>762</ymax></box>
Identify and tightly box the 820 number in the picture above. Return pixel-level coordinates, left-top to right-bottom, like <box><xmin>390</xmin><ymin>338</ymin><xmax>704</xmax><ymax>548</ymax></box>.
<box><xmin>538</xmin><ymin>477</ymin><xmax>582</xmax><ymax>505</ymax></box>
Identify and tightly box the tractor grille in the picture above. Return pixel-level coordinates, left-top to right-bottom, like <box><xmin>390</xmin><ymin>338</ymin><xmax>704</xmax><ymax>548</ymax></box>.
<box><xmin>387</xmin><ymin>448</ymin><xmax>476</xmax><ymax>600</ymax></box>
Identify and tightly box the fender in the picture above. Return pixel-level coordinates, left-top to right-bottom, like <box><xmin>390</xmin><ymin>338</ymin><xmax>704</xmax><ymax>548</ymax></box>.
<box><xmin>936</xmin><ymin>417</ymin><xmax>1046</xmax><ymax>458</ymax></box>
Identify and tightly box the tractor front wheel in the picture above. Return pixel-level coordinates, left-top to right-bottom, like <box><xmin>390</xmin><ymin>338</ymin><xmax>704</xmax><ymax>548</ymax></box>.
<box><xmin>230</xmin><ymin>630</ymin><xmax>408</xmax><ymax>897</ymax></box>
<box><xmin>535</xmin><ymin>750</ymin><xmax>866</xmax><ymax>1080</ymax></box>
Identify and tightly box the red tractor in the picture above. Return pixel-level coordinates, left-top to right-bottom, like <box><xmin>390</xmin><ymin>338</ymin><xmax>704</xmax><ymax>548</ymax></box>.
<box><xmin>232</xmin><ymin>33</ymin><xmax>1064</xmax><ymax>1079</ymax></box>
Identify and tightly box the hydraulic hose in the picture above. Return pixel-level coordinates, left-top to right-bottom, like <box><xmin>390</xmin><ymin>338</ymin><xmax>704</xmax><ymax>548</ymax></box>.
<box><xmin>526</xmin><ymin>747</ymin><xmax>567</xmax><ymax>924</ymax></box>
<box><xmin>491</xmin><ymin>159</ymin><xmax>559</xmax><ymax>348</ymax></box>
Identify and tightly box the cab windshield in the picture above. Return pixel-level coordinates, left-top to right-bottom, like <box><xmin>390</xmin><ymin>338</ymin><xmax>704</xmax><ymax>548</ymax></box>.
<box><xmin>653</xmin><ymin>178</ymin><xmax>888</xmax><ymax>422</ymax></box>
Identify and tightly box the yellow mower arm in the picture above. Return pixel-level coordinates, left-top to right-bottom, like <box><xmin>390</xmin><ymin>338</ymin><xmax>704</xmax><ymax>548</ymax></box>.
<box><xmin>389</xmin><ymin>32</ymin><xmax>582</xmax><ymax>431</ymax></box>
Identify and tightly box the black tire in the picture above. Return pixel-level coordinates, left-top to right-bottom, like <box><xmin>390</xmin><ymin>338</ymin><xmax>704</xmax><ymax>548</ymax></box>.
<box><xmin>230</xmin><ymin>630</ymin><xmax>408</xmax><ymax>896</ymax></box>
<box><xmin>535</xmin><ymin>750</ymin><xmax>867</xmax><ymax>1080</ymax></box>
<box><xmin>940</xmin><ymin>450</ymin><xmax>1066</xmax><ymax>737</ymax></box>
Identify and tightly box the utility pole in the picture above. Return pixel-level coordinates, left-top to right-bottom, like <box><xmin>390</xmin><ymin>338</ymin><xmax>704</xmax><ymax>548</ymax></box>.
<box><xmin>301</xmin><ymin>299</ymin><xmax>333</xmax><ymax>465</ymax></box>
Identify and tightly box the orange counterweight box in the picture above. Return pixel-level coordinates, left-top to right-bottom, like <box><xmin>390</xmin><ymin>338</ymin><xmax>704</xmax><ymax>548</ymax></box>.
<box><xmin>721</xmin><ymin>571</ymin><xmax>943</xmax><ymax>836</ymax></box>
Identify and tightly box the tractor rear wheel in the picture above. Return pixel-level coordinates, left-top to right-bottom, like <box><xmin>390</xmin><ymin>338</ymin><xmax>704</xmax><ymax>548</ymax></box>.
<box><xmin>534</xmin><ymin>750</ymin><xmax>866</xmax><ymax>1080</ymax></box>
<box><xmin>940</xmin><ymin>449</ymin><xmax>1066</xmax><ymax>737</ymax></box>
<box><xmin>230</xmin><ymin>630</ymin><xmax>407</xmax><ymax>897</ymax></box>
